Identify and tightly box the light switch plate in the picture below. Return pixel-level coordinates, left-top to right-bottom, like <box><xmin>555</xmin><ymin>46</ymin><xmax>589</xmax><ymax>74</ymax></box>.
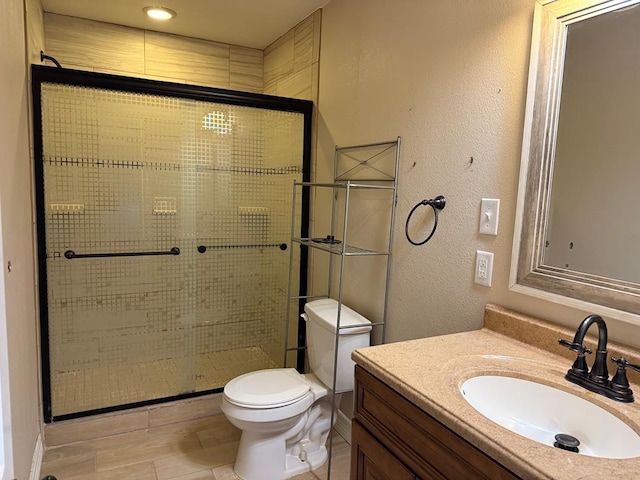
<box><xmin>479</xmin><ymin>198</ymin><xmax>500</xmax><ymax>235</ymax></box>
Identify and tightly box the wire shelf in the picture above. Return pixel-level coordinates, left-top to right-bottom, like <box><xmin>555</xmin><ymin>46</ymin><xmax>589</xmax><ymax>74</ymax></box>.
<box><xmin>292</xmin><ymin>238</ymin><xmax>389</xmax><ymax>256</ymax></box>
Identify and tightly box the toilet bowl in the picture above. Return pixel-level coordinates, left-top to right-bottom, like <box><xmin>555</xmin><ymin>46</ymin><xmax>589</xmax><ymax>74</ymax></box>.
<box><xmin>222</xmin><ymin>369</ymin><xmax>331</xmax><ymax>480</ymax></box>
<box><xmin>221</xmin><ymin>299</ymin><xmax>371</xmax><ymax>480</ymax></box>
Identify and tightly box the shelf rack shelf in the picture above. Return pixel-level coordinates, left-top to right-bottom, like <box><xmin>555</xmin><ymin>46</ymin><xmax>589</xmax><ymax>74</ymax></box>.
<box><xmin>284</xmin><ymin>137</ymin><xmax>400</xmax><ymax>480</ymax></box>
<box><xmin>292</xmin><ymin>238</ymin><xmax>390</xmax><ymax>256</ymax></box>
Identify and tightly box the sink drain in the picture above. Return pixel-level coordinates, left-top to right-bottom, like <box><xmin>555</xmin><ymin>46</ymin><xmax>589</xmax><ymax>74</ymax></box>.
<box><xmin>554</xmin><ymin>433</ymin><xmax>580</xmax><ymax>453</ymax></box>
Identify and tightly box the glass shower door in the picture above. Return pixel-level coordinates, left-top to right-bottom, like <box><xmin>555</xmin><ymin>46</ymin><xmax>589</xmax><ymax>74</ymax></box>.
<box><xmin>41</xmin><ymin>84</ymin><xmax>200</xmax><ymax>417</ymax></box>
<box><xmin>36</xmin><ymin>73</ymin><xmax>309</xmax><ymax>420</ymax></box>
<box><xmin>192</xmin><ymin>103</ymin><xmax>305</xmax><ymax>394</ymax></box>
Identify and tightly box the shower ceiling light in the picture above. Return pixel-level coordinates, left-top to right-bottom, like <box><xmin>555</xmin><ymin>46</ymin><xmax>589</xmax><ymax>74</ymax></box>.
<box><xmin>143</xmin><ymin>6</ymin><xmax>177</xmax><ymax>21</ymax></box>
<box><xmin>203</xmin><ymin>111</ymin><xmax>232</xmax><ymax>135</ymax></box>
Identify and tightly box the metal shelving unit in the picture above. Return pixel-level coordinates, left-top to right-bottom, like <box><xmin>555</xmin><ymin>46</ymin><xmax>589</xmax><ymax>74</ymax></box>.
<box><xmin>284</xmin><ymin>137</ymin><xmax>400</xmax><ymax>480</ymax></box>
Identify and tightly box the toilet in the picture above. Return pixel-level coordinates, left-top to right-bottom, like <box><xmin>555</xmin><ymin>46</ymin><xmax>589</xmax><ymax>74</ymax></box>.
<box><xmin>221</xmin><ymin>298</ymin><xmax>372</xmax><ymax>480</ymax></box>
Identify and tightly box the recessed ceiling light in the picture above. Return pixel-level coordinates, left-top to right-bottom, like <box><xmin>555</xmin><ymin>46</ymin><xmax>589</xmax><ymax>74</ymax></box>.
<box><xmin>143</xmin><ymin>6</ymin><xmax>177</xmax><ymax>21</ymax></box>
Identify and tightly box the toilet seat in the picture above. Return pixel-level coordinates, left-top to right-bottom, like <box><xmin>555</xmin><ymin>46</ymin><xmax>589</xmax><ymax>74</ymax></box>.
<box><xmin>224</xmin><ymin>368</ymin><xmax>311</xmax><ymax>408</ymax></box>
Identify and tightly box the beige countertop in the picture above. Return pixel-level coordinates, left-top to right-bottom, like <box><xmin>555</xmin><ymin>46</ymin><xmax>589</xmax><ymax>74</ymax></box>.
<box><xmin>352</xmin><ymin>304</ymin><xmax>640</xmax><ymax>479</ymax></box>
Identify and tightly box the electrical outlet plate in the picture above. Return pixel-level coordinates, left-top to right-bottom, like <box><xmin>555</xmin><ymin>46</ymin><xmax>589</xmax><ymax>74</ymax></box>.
<box><xmin>475</xmin><ymin>250</ymin><xmax>494</xmax><ymax>287</ymax></box>
<box><xmin>479</xmin><ymin>198</ymin><xmax>500</xmax><ymax>235</ymax></box>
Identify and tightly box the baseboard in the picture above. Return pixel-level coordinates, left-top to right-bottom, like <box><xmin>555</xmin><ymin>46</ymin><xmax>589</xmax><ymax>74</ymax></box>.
<box><xmin>334</xmin><ymin>409</ymin><xmax>351</xmax><ymax>445</ymax></box>
<box><xmin>29</xmin><ymin>433</ymin><xmax>44</xmax><ymax>480</ymax></box>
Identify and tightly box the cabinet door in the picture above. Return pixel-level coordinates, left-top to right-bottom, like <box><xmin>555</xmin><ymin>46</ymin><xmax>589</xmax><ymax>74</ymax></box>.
<box><xmin>351</xmin><ymin>420</ymin><xmax>415</xmax><ymax>480</ymax></box>
<box><xmin>354</xmin><ymin>366</ymin><xmax>521</xmax><ymax>480</ymax></box>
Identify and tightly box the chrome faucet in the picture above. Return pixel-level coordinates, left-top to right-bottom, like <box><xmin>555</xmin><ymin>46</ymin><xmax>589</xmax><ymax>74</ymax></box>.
<box><xmin>559</xmin><ymin>314</ymin><xmax>640</xmax><ymax>403</ymax></box>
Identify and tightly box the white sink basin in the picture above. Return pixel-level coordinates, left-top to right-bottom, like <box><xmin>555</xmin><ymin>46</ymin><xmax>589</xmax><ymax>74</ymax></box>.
<box><xmin>460</xmin><ymin>375</ymin><xmax>640</xmax><ymax>459</ymax></box>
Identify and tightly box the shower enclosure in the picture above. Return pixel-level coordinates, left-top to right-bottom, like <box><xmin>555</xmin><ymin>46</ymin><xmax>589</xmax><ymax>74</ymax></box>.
<box><xmin>32</xmin><ymin>66</ymin><xmax>312</xmax><ymax>421</ymax></box>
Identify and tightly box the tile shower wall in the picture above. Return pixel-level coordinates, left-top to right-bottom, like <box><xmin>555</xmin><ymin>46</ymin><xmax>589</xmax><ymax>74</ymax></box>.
<box><xmin>41</xmin><ymin>83</ymin><xmax>304</xmax><ymax>416</ymax></box>
<box><xmin>264</xmin><ymin>10</ymin><xmax>322</xmax><ymax>101</ymax></box>
<box><xmin>43</xmin><ymin>10</ymin><xmax>321</xmax><ymax>100</ymax></box>
<box><xmin>43</xmin><ymin>13</ymin><xmax>264</xmax><ymax>93</ymax></box>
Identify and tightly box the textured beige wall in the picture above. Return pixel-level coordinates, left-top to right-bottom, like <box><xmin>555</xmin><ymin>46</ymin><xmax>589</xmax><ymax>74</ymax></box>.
<box><xmin>44</xmin><ymin>13</ymin><xmax>264</xmax><ymax>92</ymax></box>
<box><xmin>317</xmin><ymin>0</ymin><xmax>640</xmax><ymax>347</ymax></box>
<box><xmin>0</xmin><ymin>0</ymin><xmax>42</xmax><ymax>476</ymax></box>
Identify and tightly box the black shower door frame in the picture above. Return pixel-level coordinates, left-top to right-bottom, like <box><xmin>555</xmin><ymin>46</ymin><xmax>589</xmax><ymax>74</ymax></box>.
<box><xmin>31</xmin><ymin>65</ymin><xmax>312</xmax><ymax>422</ymax></box>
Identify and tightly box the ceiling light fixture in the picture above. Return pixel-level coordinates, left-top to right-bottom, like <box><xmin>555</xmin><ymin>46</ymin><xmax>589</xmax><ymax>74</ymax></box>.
<box><xmin>143</xmin><ymin>6</ymin><xmax>177</xmax><ymax>21</ymax></box>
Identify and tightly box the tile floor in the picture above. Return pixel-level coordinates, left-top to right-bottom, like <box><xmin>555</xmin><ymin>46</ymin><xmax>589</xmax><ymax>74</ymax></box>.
<box><xmin>40</xmin><ymin>414</ymin><xmax>351</xmax><ymax>480</ymax></box>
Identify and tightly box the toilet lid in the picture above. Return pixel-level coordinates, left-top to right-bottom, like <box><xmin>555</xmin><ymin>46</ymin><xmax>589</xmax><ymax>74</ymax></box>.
<box><xmin>224</xmin><ymin>368</ymin><xmax>311</xmax><ymax>408</ymax></box>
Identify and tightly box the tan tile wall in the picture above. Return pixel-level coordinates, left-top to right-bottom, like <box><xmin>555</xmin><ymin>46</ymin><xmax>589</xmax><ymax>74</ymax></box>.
<box><xmin>264</xmin><ymin>11</ymin><xmax>322</xmax><ymax>299</ymax></box>
<box><xmin>26</xmin><ymin>0</ymin><xmax>45</xmax><ymax>65</ymax></box>
<box><xmin>264</xmin><ymin>10</ymin><xmax>321</xmax><ymax>101</ymax></box>
<box><xmin>43</xmin><ymin>13</ymin><xmax>264</xmax><ymax>93</ymax></box>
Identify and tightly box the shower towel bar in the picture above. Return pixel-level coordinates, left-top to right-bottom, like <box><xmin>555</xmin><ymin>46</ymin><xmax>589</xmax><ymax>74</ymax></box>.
<box><xmin>197</xmin><ymin>243</ymin><xmax>287</xmax><ymax>253</ymax></box>
<box><xmin>64</xmin><ymin>247</ymin><xmax>180</xmax><ymax>259</ymax></box>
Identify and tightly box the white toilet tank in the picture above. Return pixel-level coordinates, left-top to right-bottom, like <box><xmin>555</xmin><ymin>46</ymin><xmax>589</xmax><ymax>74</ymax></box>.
<box><xmin>303</xmin><ymin>299</ymin><xmax>372</xmax><ymax>392</ymax></box>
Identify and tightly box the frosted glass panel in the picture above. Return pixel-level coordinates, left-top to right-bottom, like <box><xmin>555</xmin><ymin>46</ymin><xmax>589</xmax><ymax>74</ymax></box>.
<box><xmin>40</xmin><ymin>83</ymin><xmax>304</xmax><ymax>416</ymax></box>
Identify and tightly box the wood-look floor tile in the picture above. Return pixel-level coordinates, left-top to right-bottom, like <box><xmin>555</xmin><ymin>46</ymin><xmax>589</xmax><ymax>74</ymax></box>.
<box><xmin>210</xmin><ymin>460</ymin><xmax>329</xmax><ymax>480</ymax></box>
<box><xmin>94</xmin><ymin>416</ymin><xmax>223</xmax><ymax>471</ymax></box>
<box><xmin>96</xmin><ymin>429</ymin><xmax>202</xmax><ymax>471</ymax></box>
<box><xmin>151</xmin><ymin>415</ymin><xmax>228</xmax><ymax>442</ymax></box>
<box><xmin>291</xmin><ymin>473</ymin><xmax>318</xmax><ymax>480</ymax></box>
<box><xmin>41</xmin><ymin>443</ymin><xmax>96</xmax><ymax>478</ymax></box>
<box><xmin>195</xmin><ymin>415</ymin><xmax>241</xmax><ymax>448</ymax></box>
<box><xmin>210</xmin><ymin>464</ymin><xmax>235</xmax><ymax>479</ymax></box>
<box><xmin>153</xmin><ymin>441</ymin><xmax>239</xmax><ymax>480</ymax></box>
<box><xmin>85</xmin><ymin>428</ymin><xmax>149</xmax><ymax>451</ymax></box>
<box><xmin>310</xmin><ymin>443</ymin><xmax>351</xmax><ymax>480</ymax></box>
<box><xmin>67</xmin><ymin>461</ymin><xmax>156</xmax><ymax>480</ymax></box>
<box><xmin>39</xmin><ymin>411</ymin><xmax>351</xmax><ymax>480</ymax></box>
<box><xmin>211</xmin><ymin>464</ymin><xmax>239</xmax><ymax>480</ymax></box>
<box><xmin>166</xmin><ymin>470</ymin><xmax>216</xmax><ymax>479</ymax></box>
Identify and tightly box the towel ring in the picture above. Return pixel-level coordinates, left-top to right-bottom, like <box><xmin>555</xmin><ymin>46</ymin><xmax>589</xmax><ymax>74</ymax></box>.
<box><xmin>405</xmin><ymin>196</ymin><xmax>446</xmax><ymax>246</ymax></box>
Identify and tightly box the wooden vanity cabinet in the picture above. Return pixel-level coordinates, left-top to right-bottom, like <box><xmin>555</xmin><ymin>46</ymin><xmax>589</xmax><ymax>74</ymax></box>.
<box><xmin>351</xmin><ymin>366</ymin><xmax>522</xmax><ymax>480</ymax></box>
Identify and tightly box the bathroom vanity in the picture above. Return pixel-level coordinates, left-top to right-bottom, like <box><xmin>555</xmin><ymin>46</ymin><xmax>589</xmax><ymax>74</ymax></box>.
<box><xmin>352</xmin><ymin>365</ymin><xmax>519</xmax><ymax>479</ymax></box>
<box><xmin>351</xmin><ymin>305</ymin><xmax>640</xmax><ymax>480</ymax></box>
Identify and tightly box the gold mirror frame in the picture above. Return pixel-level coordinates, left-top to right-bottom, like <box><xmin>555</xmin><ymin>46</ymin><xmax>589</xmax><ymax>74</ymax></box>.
<box><xmin>510</xmin><ymin>0</ymin><xmax>640</xmax><ymax>316</ymax></box>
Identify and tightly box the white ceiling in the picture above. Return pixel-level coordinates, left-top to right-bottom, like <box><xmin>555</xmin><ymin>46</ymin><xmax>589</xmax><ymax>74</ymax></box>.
<box><xmin>41</xmin><ymin>0</ymin><xmax>330</xmax><ymax>50</ymax></box>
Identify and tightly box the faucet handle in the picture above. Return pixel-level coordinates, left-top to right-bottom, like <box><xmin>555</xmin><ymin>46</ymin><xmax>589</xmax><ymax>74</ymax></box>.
<box><xmin>621</xmin><ymin>358</ymin><xmax>640</xmax><ymax>374</ymax></box>
<box><xmin>612</xmin><ymin>357</ymin><xmax>640</xmax><ymax>374</ymax></box>
<box><xmin>610</xmin><ymin>357</ymin><xmax>640</xmax><ymax>395</ymax></box>
<box><xmin>559</xmin><ymin>339</ymin><xmax>592</xmax><ymax>375</ymax></box>
<box><xmin>558</xmin><ymin>339</ymin><xmax>592</xmax><ymax>355</ymax></box>
<box><xmin>611</xmin><ymin>357</ymin><xmax>640</xmax><ymax>371</ymax></box>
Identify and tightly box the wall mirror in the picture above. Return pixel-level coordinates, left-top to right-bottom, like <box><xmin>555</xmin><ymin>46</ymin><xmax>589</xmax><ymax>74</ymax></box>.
<box><xmin>511</xmin><ymin>0</ymin><xmax>640</xmax><ymax>316</ymax></box>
